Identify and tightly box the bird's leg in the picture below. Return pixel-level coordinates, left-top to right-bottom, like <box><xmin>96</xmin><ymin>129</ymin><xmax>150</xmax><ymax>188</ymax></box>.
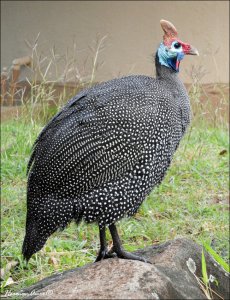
<box><xmin>109</xmin><ymin>224</ymin><xmax>150</xmax><ymax>263</ymax></box>
<box><xmin>95</xmin><ymin>226</ymin><xmax>116</xmax><ymax>262</ymax></box>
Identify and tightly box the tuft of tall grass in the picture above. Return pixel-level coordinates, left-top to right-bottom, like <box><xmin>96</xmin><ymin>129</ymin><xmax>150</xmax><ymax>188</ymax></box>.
<box><xmin>187</xmin><ymin>64</ymin><xmax>229</xmax><ymax>129</ymax></box>
<box><xmin>19</xmin><ymin>34</ymin><xmax>107</xmax><ymax>125</ymax></box>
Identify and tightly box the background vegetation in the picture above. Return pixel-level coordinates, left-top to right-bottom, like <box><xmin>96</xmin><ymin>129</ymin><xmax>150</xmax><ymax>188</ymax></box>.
<box><xmin>1</xmin><ymin>39</ymin><xmax>229</xmax><ymax>296</ymax></box>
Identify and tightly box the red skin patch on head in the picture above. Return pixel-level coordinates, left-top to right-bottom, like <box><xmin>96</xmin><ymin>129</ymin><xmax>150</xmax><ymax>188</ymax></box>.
<box><xmin>163</xmin><ymin>38</ymin><xmax>191</xmax><ymax>54</ymax></box>
<box><xmin>176</xmin><ymin>60</ymin><xmax>180</xmax><ymax>70</ymax></box>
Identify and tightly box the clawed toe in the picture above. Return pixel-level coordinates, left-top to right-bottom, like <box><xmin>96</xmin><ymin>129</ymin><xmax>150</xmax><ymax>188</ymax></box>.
<box><xmin>95</xmin><ymin>225</ymin><xmax>150</xmax><ymax>264</ymax></box>
<box><xmin>114</xmin><ymin>249</ymin><xmax>151</xmax><ymax>264</ymax></box>
<box><xmin>95</xmin><ymin>248</ymin><xmax>116</xmax><ymax>262</ymax></box>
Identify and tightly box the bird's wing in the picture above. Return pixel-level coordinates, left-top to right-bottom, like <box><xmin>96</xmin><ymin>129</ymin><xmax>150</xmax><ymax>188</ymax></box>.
<box><xmin>28</xmin><ymin>85</ymin><xmax>173</xmax><ymax>198</ymax></box>
<box><xmin>27</xmin><ymin>88</ymin><xmax>90</xmax><ymax>174</ymax></box>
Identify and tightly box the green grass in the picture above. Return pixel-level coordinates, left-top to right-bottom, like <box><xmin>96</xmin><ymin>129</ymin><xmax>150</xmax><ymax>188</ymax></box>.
<box><xmin>1</xmin><ymin>114</ymin><xmax>229</xmax><ymax>295</ymax></box>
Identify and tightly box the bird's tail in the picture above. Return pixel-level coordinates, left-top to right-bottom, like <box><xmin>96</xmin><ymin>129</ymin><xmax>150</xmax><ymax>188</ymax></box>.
<box><xmin>22</xmin><ymin>197</ymin><xmax>83</xmax><ymax>261</ymax></box>
<box><xmin>22</xmin><ymin>219</ymin><xmax>45</xmax><ymax>262</ymax></box>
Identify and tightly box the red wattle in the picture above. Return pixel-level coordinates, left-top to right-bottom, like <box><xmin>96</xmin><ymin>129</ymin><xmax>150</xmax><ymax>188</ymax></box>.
<box><xmin>176</xmin><ymin>60</ymin><xmax>180</xmax><ymax>70</ymax></box>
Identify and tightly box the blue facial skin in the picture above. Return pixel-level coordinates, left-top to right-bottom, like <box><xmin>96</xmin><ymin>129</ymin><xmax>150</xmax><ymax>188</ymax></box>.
<box><xmin>158</xmin><ymin>43</ymin><xmax>185</xmax><ymax>72</ymax></box>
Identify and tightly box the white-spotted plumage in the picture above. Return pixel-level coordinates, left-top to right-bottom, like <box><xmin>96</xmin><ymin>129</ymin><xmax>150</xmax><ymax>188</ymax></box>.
<box><xmin>22</xmin><ymin>43</ymin><xmax>192</xmax><ymax>261</ymax></box>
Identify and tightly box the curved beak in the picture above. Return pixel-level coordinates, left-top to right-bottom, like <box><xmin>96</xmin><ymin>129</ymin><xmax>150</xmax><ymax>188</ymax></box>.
<box><xmin>187</xmin><ymin>45</ymin><xmax>199</xmax><ymax>56</ymax></box>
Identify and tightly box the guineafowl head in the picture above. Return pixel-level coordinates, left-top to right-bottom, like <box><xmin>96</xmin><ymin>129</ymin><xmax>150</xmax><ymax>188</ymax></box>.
<box><xmin>157</xmin><ymin>19</ymin><xmax>199</xmax><ymax>72</ymax></box>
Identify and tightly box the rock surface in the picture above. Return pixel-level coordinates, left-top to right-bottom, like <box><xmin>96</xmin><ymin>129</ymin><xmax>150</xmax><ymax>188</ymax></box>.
<box><xmin>21</xmin><ymin>238</ymin><xmax>229</xmax><ymax>299</ymax></box>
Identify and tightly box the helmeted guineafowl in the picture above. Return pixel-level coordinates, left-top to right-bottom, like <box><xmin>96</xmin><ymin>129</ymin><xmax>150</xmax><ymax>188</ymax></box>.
<box><xmin>22</xmin><ymin>20</ymin><xmax>198</xmax><ymax>263</ymax></box>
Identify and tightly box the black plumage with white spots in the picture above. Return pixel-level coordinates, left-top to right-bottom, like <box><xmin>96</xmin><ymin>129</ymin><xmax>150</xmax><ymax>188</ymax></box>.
<box><xmin>22</xmin><ymin>20</ymin><xmax>198</xmax><ymax>262</ymax></box>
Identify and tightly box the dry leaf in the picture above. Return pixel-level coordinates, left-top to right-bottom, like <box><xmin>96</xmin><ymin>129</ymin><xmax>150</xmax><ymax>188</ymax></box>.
<box><xmin>48</xmin><ymin>257</ymin><xmax>58</xmax><ymax>267</ymax></box>
<box><xmin>4</xmin><ymin>277</ymin><xmax>15</xmax><ymax>287</ymax></box>
<box><xmin>219</xmin><ymin>149</ymin><xmax>227</xmax><ymax>155</ymax></box>
<box><xmin>0</xmin><ymin>261</ymin><xmax>19</xmax><ymax>280</ymax></box>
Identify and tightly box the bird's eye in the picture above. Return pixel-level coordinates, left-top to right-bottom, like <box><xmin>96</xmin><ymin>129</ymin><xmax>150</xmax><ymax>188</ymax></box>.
<box><xmin>174</xmin><ymin>42</ymin><xmax>181</xmax><ymax>49</ymax></box>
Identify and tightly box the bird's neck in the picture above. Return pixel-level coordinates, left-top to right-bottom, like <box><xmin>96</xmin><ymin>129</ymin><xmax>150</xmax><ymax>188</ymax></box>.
<box><xmin>155</xmin><ymin>51</ymin><xmax>179</xmax><ymax>79</ymax></box>
<box><xmin>155</xmin><ymin>50</ymin><xmax>190</xmax><ymax>132</ymax></box>
<box><xmin>155</xmin><ymin>50</ymin><xmax>189</xmax><ymax>108</ymax></box>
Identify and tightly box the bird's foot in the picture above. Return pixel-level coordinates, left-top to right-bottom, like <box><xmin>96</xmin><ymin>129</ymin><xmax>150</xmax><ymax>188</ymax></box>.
<box><xmin>112</xmin><ymin>247</ymin><xmax>151</xmax><ymax>264</ymax></box>
<box><xmin>95</xmin><ymin>248</ymin><xmax>117</xmax><ymax>262</ymax></box>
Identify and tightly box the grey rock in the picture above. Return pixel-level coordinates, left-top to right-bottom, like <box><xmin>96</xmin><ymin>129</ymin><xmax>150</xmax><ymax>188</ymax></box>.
<box><xmin>21</xmin><ymin>238</ymin><xmax>229</xmax><ymax>299</ymax></box>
